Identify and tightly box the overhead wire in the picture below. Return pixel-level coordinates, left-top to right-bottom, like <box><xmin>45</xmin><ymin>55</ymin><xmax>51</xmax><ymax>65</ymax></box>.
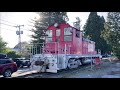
<box><xmin>0</xmin><ymin>22</ymin><xmax>16</xmax><ymax>27</ymax></box>
<box><xmin>1</xmin><ymin>27</ymin><xmax>16</xmax><ymax>32</ymax></box>
<box><xmin>0</xmin><ymin>19</ymin><xmax>18</xmax><ymax>25</ymax></box>
<box><xmin>0</xmin><ymin>18</ymin><xmax>35</xmax><ymax>32</ymax></box>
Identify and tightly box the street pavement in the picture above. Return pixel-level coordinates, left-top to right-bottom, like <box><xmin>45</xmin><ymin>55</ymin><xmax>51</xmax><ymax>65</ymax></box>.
<box><xmin>0</xmin><ymin>67</ymin><xmax>38</xmax><ymax>78</ymax></box>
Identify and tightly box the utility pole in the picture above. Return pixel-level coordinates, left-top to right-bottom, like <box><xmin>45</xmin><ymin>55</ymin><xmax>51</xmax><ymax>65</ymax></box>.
<box><xmin>14</xmin><ymin>25</ymin><xmax>24</xmax><ymax>55</ymax></box>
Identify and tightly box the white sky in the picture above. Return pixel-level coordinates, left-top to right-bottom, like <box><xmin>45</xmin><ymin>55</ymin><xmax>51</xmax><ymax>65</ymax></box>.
<box><xmin>0</xmin><ymin>12</ymin><xmax>108</xmax><ymax>48</ymax></box>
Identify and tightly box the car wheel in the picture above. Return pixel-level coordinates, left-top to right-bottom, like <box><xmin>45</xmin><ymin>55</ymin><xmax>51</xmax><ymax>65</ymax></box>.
<box><xmin>3</xmin><ymin>69</ymin><xmax>12</xmax><ymax>77</ymax></box>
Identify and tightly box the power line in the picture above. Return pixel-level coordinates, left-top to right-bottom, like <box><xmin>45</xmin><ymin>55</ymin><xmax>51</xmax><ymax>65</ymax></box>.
<box><xmin>0</xmin><ymin>22</ymin><xmax>15</xmax><ymax>27</ymax></box>
<box><xmin>0</xmin><ymin>14</ymin><xmax>19</xmax><ymax>23</ymax></box>
<box><xmin>0</xmin><ymin>19</ymin><xmax>18</xmax><ymax>25</ymax></box>
<box><xmin>0</xmin><ymin>22</ymin><xmax>31</xmax><ymax>31</ymax></box>
<box><xmin>1</xmin><ymin>27</ymin><xmax>16</xmax><ymax>32</ymax></box>
<box><xmin>0</xmin><ymin>27</ymin><xmax>16</xmax><ymax>38</ymax></box>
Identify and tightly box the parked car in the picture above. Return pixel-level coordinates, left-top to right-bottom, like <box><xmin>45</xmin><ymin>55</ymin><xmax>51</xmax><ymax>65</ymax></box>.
<box><xmin>13</xmin><ymin>58</ymin><xmax>31</xmax><ymax>68</ymax></box>
<box><xmin>0</xmin><ymin>59</ymin><xmax>18</xmax><ymax>77</ymax></box>
<box><xmin>101</xmin><ymin>55</ymin><xmax>107</xmax><ymax>58</ymax></box>
<box><xmin>0</xmin><ymin>53</ymin><xmax>7</xmax><ymax>59</ymax></box>
<box><xmin>102</xmin><ymin>54</ymin><xmax>112</xmax><ymax>58</ymax></box>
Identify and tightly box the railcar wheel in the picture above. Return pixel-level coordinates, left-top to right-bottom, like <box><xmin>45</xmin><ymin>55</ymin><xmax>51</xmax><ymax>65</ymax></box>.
<box><xmin>67</xmin><ymin>59</ymin><xmax>79</xmax><ymax>69</ymax></box>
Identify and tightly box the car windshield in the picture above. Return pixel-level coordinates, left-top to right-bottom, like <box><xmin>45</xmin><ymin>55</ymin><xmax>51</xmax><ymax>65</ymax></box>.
<box><xmin>14</xmin><ymin>58</ymin><xmax>28</xmax><ymax>61</ymax></box>
<box><xmin>20</xmin><ymin>59</ymin><xmax>29</xmax><ymax>61</ymax></box>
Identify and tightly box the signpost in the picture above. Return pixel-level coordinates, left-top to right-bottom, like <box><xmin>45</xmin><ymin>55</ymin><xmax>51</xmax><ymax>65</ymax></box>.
<box><xmin>88</xmin><ymin>43</ymin><xmax>94</xmax><ymax>70</ymax></box>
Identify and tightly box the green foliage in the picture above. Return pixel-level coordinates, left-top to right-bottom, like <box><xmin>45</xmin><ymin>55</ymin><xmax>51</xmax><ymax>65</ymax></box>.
<box><xmin>0</xmin><ymin>36</ymin><xmax>7</xmax><ymax>53</ymax></box>
<box><xmin>2</xmin><ymin>47</ymin><xmax>21</xmax><ymax>59</ymax></box>
<box><xmin>13</xmin><ymin>42</ymin><xmax>30</xmax><ymax>59</ymax></box>
<box><xmin>102</xmin><ymin>12</ymin><xmax>120</xmax><ymax>59</ymax></box>
<box><xmin>21</xmin><ymin>44</ymin><xmax>31</xmax><ymax>59</ymax></box>
<box><xmin>7</xmin><ymin>51</ymin><xmax>21</xmax><ymax>59</ymax></box>
<box><xmin>83</xmin><ymin>12</ymin><xmax>112</xmax><ymax>54</ymax></box>
<box><xmin>4</xmin><ymin>47</ymin><xmax>13</xmax><ymax>54</ymax></box>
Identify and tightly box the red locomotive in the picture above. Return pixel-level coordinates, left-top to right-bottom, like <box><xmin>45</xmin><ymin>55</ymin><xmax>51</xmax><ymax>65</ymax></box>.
<box><xmin>30</xmin><ymin>23</ymin><xmax>101</xmax><ymax>73</ymax></box>
<box><xmin>44</xmin><ymin>23</ymin><xmax>97</xmax><ymax>55</ymax></box>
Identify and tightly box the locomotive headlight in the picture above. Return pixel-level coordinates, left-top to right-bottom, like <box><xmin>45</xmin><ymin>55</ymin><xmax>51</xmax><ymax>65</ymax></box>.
<box><xmin>54</xmin><ymin>23</ymin><xmax>58</xmax><ymax>27</ymax></box>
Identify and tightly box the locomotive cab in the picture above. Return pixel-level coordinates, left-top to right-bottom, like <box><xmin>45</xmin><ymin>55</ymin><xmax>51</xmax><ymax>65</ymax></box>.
<box><xmin>45</xmin><ymin>23</ymin><xmax>73</xmax><ymax>43</ymax></box>
<box><xmin>44</xmin><ymin>23</ymin><xmax>83</xmax><ymax>54</ymax></box>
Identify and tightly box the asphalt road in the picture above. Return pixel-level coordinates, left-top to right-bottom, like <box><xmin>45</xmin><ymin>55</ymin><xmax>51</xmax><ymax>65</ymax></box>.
<box><xmin>0</xmin><ymin>67</ymin><xmax>38</xmax><ymax>78</ymax></box>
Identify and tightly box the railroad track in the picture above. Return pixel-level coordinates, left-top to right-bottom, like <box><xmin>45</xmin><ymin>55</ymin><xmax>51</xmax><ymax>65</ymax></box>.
<box><xmin>16</xmin><ymin>64</ymin><xmax>92</xmax><ymax>78</ymax></box>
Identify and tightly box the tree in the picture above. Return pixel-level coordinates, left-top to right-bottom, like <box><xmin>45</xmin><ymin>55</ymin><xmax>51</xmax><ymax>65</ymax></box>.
<box><xmin>13</xmin><ymin>41</ymin><xmax>30</xmax><ymax>58</ymax></box>
<box><xmin>0</xmin><ymin>36</ymin><xmax>7</xmax><ymax>53</ymax></box>
<box><xmin>73</xmin><ymin>17</ymin><xmax>81</xmax><ymax>30</ymax></box>
<box><xmin>30</xmin><ymin>12</ymin><xmax>68</xmax><ymax>54</ymax></box>
<box><xmin>1</xmin><ymin>47</ymin><xmax>21</xmax><ymax>59</ymax></box>
<box><xmin>7</xmin><ymin>51</ymin><xmax>21</xmax><ymax>59</ymax></box>
<box><xmin>83</xmin><ymin>12</ymin><xmax>112</xmax><ymax>54</ymax></box>
<box><xmin>102</xmin><ymin>12</ymin><xmax>120</xmax><ymax>59</ymax></box>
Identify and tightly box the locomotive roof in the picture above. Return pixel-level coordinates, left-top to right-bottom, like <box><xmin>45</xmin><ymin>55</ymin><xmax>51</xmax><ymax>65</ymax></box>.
<box><xmin>82</xmin><ymin>38</ymin><xmax>95</xmax><ymax>43</ymax></box>
<box><xmin>46</xmin><ymin>23</ymin><xmax>82</xmax><ymax>32</ymax></box>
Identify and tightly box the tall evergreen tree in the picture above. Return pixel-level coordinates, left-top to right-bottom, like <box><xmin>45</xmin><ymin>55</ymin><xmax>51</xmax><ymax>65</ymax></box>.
<box><xmin>102</xmin><ymin>12</ymin><xmax>120</xmax><ymax>59</ymax></box>
<box><xmin>83</xmin><ymin>12</ymin><xmax>111</xmax><ymax>54</ymax></box>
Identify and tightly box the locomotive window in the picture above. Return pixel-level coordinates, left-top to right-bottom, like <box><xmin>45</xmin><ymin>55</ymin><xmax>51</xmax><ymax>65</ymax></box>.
<box><xmin>64</xmin><ymin>36</ymin><xmax>72</xmax><ymax>41</ymax></box>
<box><xmin>64</xmin><ymin>27</ymin><xmax>72</xmax><ymax>41</ymax></box>
<box><xmin>46</xmin><ymin>30</ymin><xmax>52</xmax><ymax>42</ymax></box>
<box><xmin>46</xmin><ymin>30</ymin><xmax>52</xmax><ymax>37</ymax></box>
<box><xmin>76</xmin><ymin>30</ymin><xmax>80</xmax><ymax>38</ymax></box>
<box><xmin>64</xmin><ymin>27</ymin><xmax>72</xmax><ymax>35</ymax></box>
<box><xmin>46</xmin><ymin>37</ymin><xmax>52</xmax><ymax>42</ymax></box>
<box><xmin>56</xmin><ymin>29</ymin><xmax>60</xmax><ymax>36</ymax></box>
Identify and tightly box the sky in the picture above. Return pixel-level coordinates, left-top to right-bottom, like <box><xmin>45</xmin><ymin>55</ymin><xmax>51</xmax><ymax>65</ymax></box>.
<box><xmin>0</xmin><ymin>12</ymin><xmax>108</xmax><ymax>48</ymax></box>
